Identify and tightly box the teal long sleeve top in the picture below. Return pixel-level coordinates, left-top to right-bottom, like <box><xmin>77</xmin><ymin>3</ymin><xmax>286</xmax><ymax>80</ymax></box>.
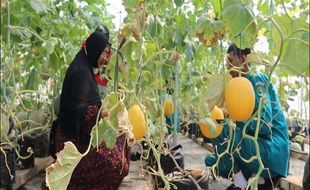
<box><xmin>205</xmin><ymin>73</ymin><xmax>290</xmax><ymax>178</ymax></box>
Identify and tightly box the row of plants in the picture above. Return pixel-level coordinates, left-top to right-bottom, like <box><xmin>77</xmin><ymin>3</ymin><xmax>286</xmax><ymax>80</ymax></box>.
<box><xmin>1</xmin><ymin>0</ymin><xmax>114</xmax><ymax>188</ymax></box>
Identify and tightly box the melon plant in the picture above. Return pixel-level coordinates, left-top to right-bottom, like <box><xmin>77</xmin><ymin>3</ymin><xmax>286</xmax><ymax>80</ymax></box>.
<box><xmin>195</xmin><ymin>14</ymin><xmax>225</xmax><ymax>47</ymax></box>
<box><xmin>0</xmin><ymin>0</ymin><xmax>308</xmax><ymax>190</ymax></box>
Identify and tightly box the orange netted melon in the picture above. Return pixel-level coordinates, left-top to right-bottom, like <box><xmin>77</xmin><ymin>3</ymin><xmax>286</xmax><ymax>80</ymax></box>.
<box><xmin>163</xmin><ymin>97</ymin><xmax>174</xmax><ymax>117</ymax></box>
<box><xmin>199</xmin><ymin>106</ymin><xmax>224</xmax><ymax>139</ymax></box>
<box><xmin>225</xmin><ymin>77</ymin><xmax>255</xmax><ymax>121</ymax></box>
<box><xmin>128</xmin><ymin>104</ymin><xmax>147</xmax><ymax>140</ymax></box>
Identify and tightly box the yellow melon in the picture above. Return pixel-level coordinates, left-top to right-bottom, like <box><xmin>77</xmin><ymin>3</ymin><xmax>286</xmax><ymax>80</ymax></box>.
<box><xmin>128</xmin><ymin>104</ymin><xmax>147</xmax><ymax>140</ymax></box>
<box><xmin>199</xmin><ymin>106</ymin><xmax>224</xmax><ymax>139</ymax></box>
<box><xmin>225</xmin><ymin>77</ymin><xmax>255</xmax><ymax>121</ymax></box>
<box><xmin>163</xmin><ymin>98</ymin><xmax>174</xmax><ymax>117</ymax></box>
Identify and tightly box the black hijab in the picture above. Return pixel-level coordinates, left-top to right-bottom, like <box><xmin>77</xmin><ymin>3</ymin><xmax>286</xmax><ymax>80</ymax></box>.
<box><xmin>227</xmin><ymin>43</ymin><xmax>251</xmax><ymax>58</ymax></box>
<box><xmin>59</xmin><ymin>31</ymin><xmax>110</xmax><ymax>140</ymax></box>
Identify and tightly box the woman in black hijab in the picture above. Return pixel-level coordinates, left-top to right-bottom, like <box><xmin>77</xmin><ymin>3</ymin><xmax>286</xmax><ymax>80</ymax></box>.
<box><xmin>59</xmin><ymin>31</ymin><xmax>110</xmax><ymax>141</ymax></box>
<box><xmin>48</xmin><ymin>30</ymin><xmax>131</xmax><ymax>189</ymax></box>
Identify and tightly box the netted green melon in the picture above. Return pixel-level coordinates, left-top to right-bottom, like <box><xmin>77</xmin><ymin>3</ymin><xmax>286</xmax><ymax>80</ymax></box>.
<box><xmin>29</xmin><ymin>110</ymin><xmax>47</xmax><ymax>128</ymax></box>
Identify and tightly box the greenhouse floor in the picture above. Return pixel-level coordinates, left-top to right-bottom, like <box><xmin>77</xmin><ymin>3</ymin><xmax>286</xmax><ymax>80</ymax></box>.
<box><xmin>17</xmin><ymin>134</ymin><xmax>307</xmax><ymax>190</ymax></box>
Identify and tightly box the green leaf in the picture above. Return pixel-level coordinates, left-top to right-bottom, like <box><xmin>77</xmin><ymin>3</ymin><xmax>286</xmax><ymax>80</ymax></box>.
<box><xmin>222</xmin><ymin>0</ymin><xmax>257</xmax><ymax>48</ymax></box>
<box><xmin>131</xmin><ymin>43</ymin><xmax>142</xmax><ymax>61</ymax></box>
<box><xmin>145</xmin><ymin>42</ymin><xmax>156</xmax><ymax>57</ymax></box>
<box><xmin>121</xmin><ymin>41</ymin><xmax>134</xmax><ymax>64</ymax></box>
<box><xmin>269</xmin><ymin>16</ymin><xmax>308</xmax><ymax>60</ymax></box>
<box><xmin>175</xmin><ymin>15</ymin><xmax>188</xmax><ymax>32</ymax></box>
<box><xmin>205</xmin><ymin>74</ymin><xmax>230</xmax><ymax>111</ymax></box>
<box><xmin>30</xmin><ymin>0</ymin><xmax>50</xmax><ymax>13</ymax></box>
<box><xmin>148</xmin><ymin>18</ymin><xmax>161</xmax><ymax>38</ymax></box>
<box><xmin>123</xmin><ymin>0</ymin><xmax>141</xmax><ymax>9</ymax></box>
<box><xmin>174</xmin><ymin>29</ymin><xmax>184</xmax><ymax>46</ymax></box>
<box><xmin>192</xmin><ymin>0</ymin><xmax>206</xmax><ymax>8</ymax></box>
<box><xmin>49</xmin><ymin>52</ymin><xmax>60</xmax><ymax>73</ymax></box>
<box><xmin>104</xmin><ymin>92</ymin><xmax>125</xmax><ymax>129</ymax></box>
<box><xmin>174</xmin><ymin>0</ymin><xmax>184</xmax><ymax>7</ymax></box>
<box><xmin>161</xmin><ymin>64</ymin><xmax>172</xmax><ymax>80</ymax></box>
<box><xmin>147</xmin><ymin>120</ymin><xmax>167</xmax><ymax>144</ymax></box>
<box><xmin>195</xmin><ymin>15</ymin><xmax>225</xmax><ymax>47</ymax></box>
<box><xmin>281</xmin><ymin>30</ymin><xmax>309</xmax><ymax>76</ymax></box>
<box><xmin>25</xmin><ymin>69</ymin><xmax>38</xmax><ymax>90</ymax></box>
<box><xmin>210</xmin><ymin>0</ymin><xmax>222</xmax><ymax>15</ymax></box>
<box><xmin>85</xmin><ymin>5</ymin><xmax>103</xmax><ymax>16</ymax></box>
<box><xmin>44</xmin><ymin>38</ymin><xmax>58</xmax><ymax>54</ymax></box>
<box><xmin>46</xmin><ymin>142</ymin><xmax>83</xmax><ymax>190</ymax></box>
<box><xmin>103</xmin><ymin>127</ymin><xmax>118</xmax><ymax>149</ymax></box>
<box><xmin>91</xmin><ymin>93</ymin><xmax>125</xmax><ymax>149</ymax></box>
<box><xmin>257</xmin><ymin>0</ymin><xmax>269</xmax><ymax>15</ymax></box>
<box><xmin>8</xmin><ymin>25</ymin><xmax>32</xmax><ymax>38</ymax></box>
<box><xmin>91</xmin><ymin>120</ymin><xmax>119</xmax><ymax>149</ymax></box>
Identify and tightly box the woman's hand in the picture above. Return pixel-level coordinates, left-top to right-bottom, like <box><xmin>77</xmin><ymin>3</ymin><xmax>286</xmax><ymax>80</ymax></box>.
<box><xmin>100</xmin><ymin>111</ymin><xmax>109</xmax><ymax>118</ymax></box>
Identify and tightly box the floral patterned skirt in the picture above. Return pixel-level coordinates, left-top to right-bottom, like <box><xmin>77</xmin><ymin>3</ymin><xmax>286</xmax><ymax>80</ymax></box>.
<box><xmin>43</xmin><ymin>125</ymin><xmax>131</xmax><ymax>190</ymax></box>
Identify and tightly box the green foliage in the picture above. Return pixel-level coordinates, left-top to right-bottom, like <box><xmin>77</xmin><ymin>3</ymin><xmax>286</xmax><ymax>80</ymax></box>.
<box><xmin>147</xmin><ymin>119</ymin><xmax>167</xmax><ymax>144</ymax></box>
<box><xmin>25</xmin><ymin>69</ymin><xmax>39</xmax><ymax>90</ymax></box>
<box><xmin>30</xmin><ymin>0</ymin><xmax>50</xmax><ymax>13</ymax></box>
<box><xmin>123</xmin><ymin>0</ymin><xmax>143</xmax><ymax>10</ymax></box>
<box><xmin>281</xmin><ymin>30</ymin><xmax>309</xmax><ymax>76</ymax></box>
<box><xmin>1</xmin><ymin>0</ymin><xmax>309</xmax><ymax>189</ymax></box>
<box><xmin>1</xmin><ymin>0</ymin><xmax>113</xmax><ymax>93</ymax></box>
<box><xmin>195</xmin><ymin>14</ymin><xmax>225</xmax><ymax>47</ymax></box>
<box><xmin>205</xmin><ymin>74</ymin><xmax>230</xmax><ymax>111</ymax></box>
<box><xmin>222</xmin><ymin>0</ymin><xmax>257</xmax><ymax>48</ymax></box>
<box><xmin>91</xmin><ymin>93</ymin><xmax>125</xmax><ymax>149</ymax></box>
<box><xmin>210</xmin><ymin>0</ymin><xmax>222</xmax><ymax>15</ymax></box>
<box><xmin>174</xmin><ymin>0</ymin><xmax>184</xmax><ymax>7</ymax></box>
<box><xmin>46</xmin><ymin>142</ymin><xmax>83</xmax><ymax>190</ymax></box>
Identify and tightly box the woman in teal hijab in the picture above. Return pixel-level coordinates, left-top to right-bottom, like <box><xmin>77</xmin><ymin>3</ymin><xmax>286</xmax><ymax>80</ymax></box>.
<box><xmin>205</xmin><ymin>44</ymin><xmax>289</xmax><ymax>190</ymax></box>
